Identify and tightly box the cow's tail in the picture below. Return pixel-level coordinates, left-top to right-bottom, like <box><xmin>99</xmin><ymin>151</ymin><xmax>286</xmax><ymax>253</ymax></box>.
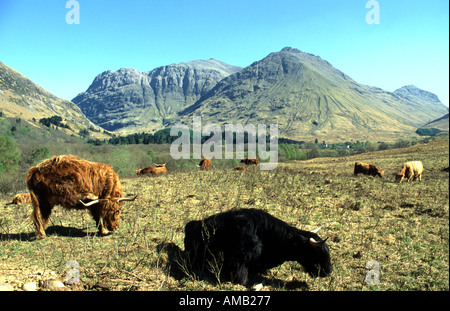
<box><xmin>28</xmin><ymin>189</ymin><xmax>42</xmax><ymax>221</ymax></box>
<box><xmin>25</xmin><ymin>167</ymin><xmax>45</xmax><ymax>236</ymax></box>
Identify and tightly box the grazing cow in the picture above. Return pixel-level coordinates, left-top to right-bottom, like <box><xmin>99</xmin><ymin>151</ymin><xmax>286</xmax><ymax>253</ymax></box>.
<box><xmin>234</xmin><ymin>166</ymin><xmax>250</xmax><ymax>171</ymax></box>
<box><xmin>25</xmin><ymin>155</ymin><xmax>136</xmax><ymax>239</ymax></box>
<box><xmin>395</xmin><ymin>161</ymin><xmax>423</xmax><ymax>183</ymax></box>
<box><xmin>5</xmin><ymin>193</ymin><xmax>32</xmax><ymax>205</ymax></box>
<box><xmin>353</xmin><ymin>162</ymin><xmax>384</xmax><ymax>178</ymax></box>
<box><xmin>241</xmin><ymin>158</ymin><xmax>259</xmax><ymax>166</ymax></box>
<box><xmin>136</xmin><ymin>163</ymin><xmax>167</xmax><ymax>176</ymax></box>
<box><xmin>184</xmin><ymin>208</ymin><xmax>332</xmax><ymax>286</ymax></box>
<box><xmin>196</xmin><ymin>158</ymin><xmax>212</xmax><ymax>171</ymax></box>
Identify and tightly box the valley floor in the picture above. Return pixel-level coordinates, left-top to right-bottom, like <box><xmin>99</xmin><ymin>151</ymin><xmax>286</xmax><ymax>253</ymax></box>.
<box><xmin>1</xmin><ymin>137</ymin><xmax>448</xmax><ymax>291</ymax></box>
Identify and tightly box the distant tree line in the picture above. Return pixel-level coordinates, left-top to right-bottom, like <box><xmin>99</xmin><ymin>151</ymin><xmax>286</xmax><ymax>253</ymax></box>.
<box><xmin>87</xmin><ymin>127</ymin><xmax>277</xmax><ymax>146</ymax></box>
<box><xmin>85</xmin><ymin>125</ymin><xmax>442</xmax><ymax>163</ymax></box>
<box><xmin>39</xmin><ymin>115</ymin><xmax>72</xmax><ymax>130</ymax></box>
<box><xmin>416</xmin><ymin>128</ymin><xmax>442</xmax><ymax>137</ymax></box>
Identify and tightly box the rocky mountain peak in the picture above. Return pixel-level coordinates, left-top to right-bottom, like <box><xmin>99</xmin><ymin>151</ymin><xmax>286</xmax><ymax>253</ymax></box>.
<box><xmin>175</xmin><ymin>48</ymin><xmax>449</xmax><ymax>141</ymax></box>
<box><xmin>72</xmin><ymin>59</ymin><xmax>242</xmax><ymax>133</ymax></box>
<box><xmin>394</xmin><ymin>85</ymin><xmax>442</xmax><ymax>104</ymax></box>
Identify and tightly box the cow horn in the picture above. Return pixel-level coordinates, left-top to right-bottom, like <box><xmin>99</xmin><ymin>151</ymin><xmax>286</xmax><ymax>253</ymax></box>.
<box><xmin>117</xmin><ymin>195</ymin><xmax>138</xmax><ymax>203</ymax></box>
<box><xmin>311</xmin><ymin>225</ymin><xmax>323</xmax><ymax>233</ymax></box>
<box><xmin>79</xmin><ymin>195</ymin><xmax>137</xmax><ymax>206</ymax></box>
<box><xmin>79</xmin><ymin>199</ymin><xmax>100</xmax><ymax>207</ymax></box>
<box><xmin>309</xmin><ymin>237</ymin><xmax>329</xmax><ymax>247</ymax></box>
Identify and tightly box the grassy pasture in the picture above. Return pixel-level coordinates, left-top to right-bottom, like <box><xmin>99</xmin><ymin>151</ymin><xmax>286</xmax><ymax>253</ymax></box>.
<box><xmin>0</xmin><ymin>137</ymin><xmax>448</xmax><ymax>291</ymax></box>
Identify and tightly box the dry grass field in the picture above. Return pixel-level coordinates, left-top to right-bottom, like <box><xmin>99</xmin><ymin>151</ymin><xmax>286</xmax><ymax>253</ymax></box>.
<box><xmin>0</xmin><ymin>137</ymin><xmax>448</xmax><ymax>292</ymax></box>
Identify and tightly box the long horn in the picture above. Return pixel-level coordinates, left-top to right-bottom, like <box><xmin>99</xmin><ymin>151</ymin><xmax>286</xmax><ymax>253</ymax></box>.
<box><xmin>311</xmin><ymin>225</ymin><xmax>323</xmax><ymax>233</ymax></box>
<box><xmin>79</xmin><ymin>199</ymin><xmax>100</xmax><ymax>207</ymax></box>
<box><xmin>117</xmin><ymin>195</ymin><xmax>138</xmax><ymax>203</ymax></box>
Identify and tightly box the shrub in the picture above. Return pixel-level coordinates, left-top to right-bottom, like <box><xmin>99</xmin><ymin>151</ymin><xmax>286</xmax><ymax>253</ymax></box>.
<box><xmin>31</xmin><ymin>147</ymin><xmax>50</xmax><ymax>164</ymax></box>
<box><xmin>0</xmin><ymin>135</ymin><xmax>20</xmax><ymax>173</ymax></box>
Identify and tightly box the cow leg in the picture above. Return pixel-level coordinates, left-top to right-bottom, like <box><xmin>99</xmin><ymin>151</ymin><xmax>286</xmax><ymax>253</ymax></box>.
<box><xmin>31</xmin><ymin>198</ymin><xmax>53</xmax><ymax>239</ymax></box>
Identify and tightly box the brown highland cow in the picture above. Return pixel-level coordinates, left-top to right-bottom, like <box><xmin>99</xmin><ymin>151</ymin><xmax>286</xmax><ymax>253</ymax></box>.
<box><xmin>26</xmin><ymin>155</ymin><xmax>136</xmax><ymax>239</ymax></box>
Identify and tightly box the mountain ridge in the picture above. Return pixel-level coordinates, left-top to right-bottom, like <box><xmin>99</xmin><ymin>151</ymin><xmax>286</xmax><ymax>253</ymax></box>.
<box><xmin>4</xmin><ymin>47</ymin><xmax>448</xmax><ymax>143</ymax></box>
<box><xmin>72</xmin><ymin>59</ymin><xmax>242</xmax><ymax>132</ymax></box>
<box><xmin>0</xmin><ymin>61</ymin><xmax>106</xmax><ymax>139</ymax></box>
<box><xmin>174</xmin><ymin>47</ymin><xmax>448</xmax><ymax>142</ymax></box>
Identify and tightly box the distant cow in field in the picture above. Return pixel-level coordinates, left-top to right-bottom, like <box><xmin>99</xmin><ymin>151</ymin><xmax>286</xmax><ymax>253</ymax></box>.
<box><xmin>5</xmin><ymin>193</ymin><xmax>32</xmax><ymax>205</ymax></box>
<box><xmin>196</xmin><ymin>158</ymin><xmax>212</xmax><ymax>171</ymax></box>
<box><xmin>353</xmin><ymin>162</ymin><xmax>384</xmax><ymax>178</ymax></box>
<box><xmin>136</xmin><ymin>163</ymin><xmax>167</xmax><ymax>177</ymax></box>
<box><xmin>234</xmin><ymin>166</ymin><xmax>250</xmax><ymax>171</ymax></box>
<box><xmin>26</xmin><ymin>155</ymin><xmax>136</xmax><ymax>239</ymax></box>
<box><xmin>395</xmin><ymin>161</ymin><xmax>423</xmax><ymax>183</ymax></box>
<box><xmin>241</xmin><ymin>158</ymin><xmax>259</xmax><ymax>166</ymax></box>
<box><xmin>183</xmin><ymin>208</ymin><xmax>332</xmax><ymax>286</ymax></box>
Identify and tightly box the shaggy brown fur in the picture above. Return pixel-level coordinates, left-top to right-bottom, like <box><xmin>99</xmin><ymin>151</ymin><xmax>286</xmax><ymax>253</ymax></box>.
<box><xmin>6</xmin><ymin>193</ymin><xmax>32</xmax><ymax>205</ymax></box>
<box><xmin>353</xmin><ymin>162</ymin><xmax>384</xmax><ymax>178</ymax></box>
<box><xmin>26</xmin><ymin>155</ymin><xmax>134</xmax><ymax>239</ymax></box>
<box><xmin>197</xmin><ymin>158</ymin><xmax>212</xmax><ymax>171</ymax></box>
<box><xmin>136</xmin><ymin>163</ymin><xmax>167</xmax><ymax>176</ymax></box>
<box><xmin>395</xmin><ymin>161</ymin><xmax>423</xmax><ymax>183</ymax></box>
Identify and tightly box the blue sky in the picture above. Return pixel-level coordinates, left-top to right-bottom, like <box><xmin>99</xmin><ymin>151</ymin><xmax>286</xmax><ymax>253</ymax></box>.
<box><xmin>0</xmin><ymin>0</ymin><xmax>448</xmax><ymax>106</ymax></box>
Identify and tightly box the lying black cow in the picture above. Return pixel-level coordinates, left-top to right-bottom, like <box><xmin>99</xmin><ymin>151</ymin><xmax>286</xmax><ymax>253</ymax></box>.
<box><xmin>184</xmin><ymin>208</ymin><xmax>332</xmax><ymax>285</ymax></box>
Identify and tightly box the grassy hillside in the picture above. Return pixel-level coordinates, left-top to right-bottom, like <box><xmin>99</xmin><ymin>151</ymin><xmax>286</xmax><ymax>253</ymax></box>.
<box><xmin>0</xmin><ymin>137</ymin><xmax>448</xmax><ymax>291</ymax></box>
<box><xmin>420</xmin><ymin>113</ymin><xmax>449</xmax><ymax>133</ymax></box>
<box><xmin>0</xmin><ymin>61</ymin><xmax>107</xmax><ymax>140</ymax></box>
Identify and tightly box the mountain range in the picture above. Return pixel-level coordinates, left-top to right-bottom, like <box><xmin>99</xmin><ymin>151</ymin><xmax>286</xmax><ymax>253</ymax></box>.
<box><xmin>72</xmin><ymin>59</ymin><xmax>242</xmax><ymax>133</ymax></box>
<box><xmin>1</xmin><ymin>47</ymin><xmax>448</xmax><ymax>143</ymax></box>
<box><xmin>72</xmin><ymin>47</ymin><xmax>448</xmax><ymax>142</ymax></box>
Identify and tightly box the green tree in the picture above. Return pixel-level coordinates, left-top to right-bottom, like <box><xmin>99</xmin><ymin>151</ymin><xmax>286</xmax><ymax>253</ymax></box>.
<box><xmin>0</xmin><ymin>135</ymin><xmax>20</xmax><ymax>173</ymax></box>
<box><xmin>147</xmin><ymin>149</ymin><xmax>156</xmax><ymax>162</ymax></box>
<box><xmin>31</xmin><ymin>146</ymin><xmax>50</xmax><ymax>164</ymax></box>
<box><xmin>306</xmin><ymin>145</ymin><xmax>320</xmax><ymax>160</ymax></box>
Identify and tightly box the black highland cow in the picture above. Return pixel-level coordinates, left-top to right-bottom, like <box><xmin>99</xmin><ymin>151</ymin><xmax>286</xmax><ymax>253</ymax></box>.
<box><xmin>184</xmin><ymin>208</ymin><xmax>332</xmax><ymax>285</ymax></box>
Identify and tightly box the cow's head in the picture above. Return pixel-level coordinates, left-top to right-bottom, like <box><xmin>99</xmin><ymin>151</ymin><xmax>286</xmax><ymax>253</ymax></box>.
<box><xmin>101</xmin><ymin>197</ymin><xmax>129</xmax><ymax>231</ymax></box>
<box><xmin>79</xmin><ymin>195</ymin><xmax>137</xmax><ymax>231</ymax></box>
<box><xmin>395</xmin><ymin>173</ymin><xmax>404</xmax><ymax>183</ymax></box>
<box><xmin>289</xmin><ymin>231</ymin><xmax>333</xmax><ymax>278</ymax></box>
<box><xmin>379</xmin><ymin>170</ymin><xmax>385</xmax><ymax>178</ymax></box>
